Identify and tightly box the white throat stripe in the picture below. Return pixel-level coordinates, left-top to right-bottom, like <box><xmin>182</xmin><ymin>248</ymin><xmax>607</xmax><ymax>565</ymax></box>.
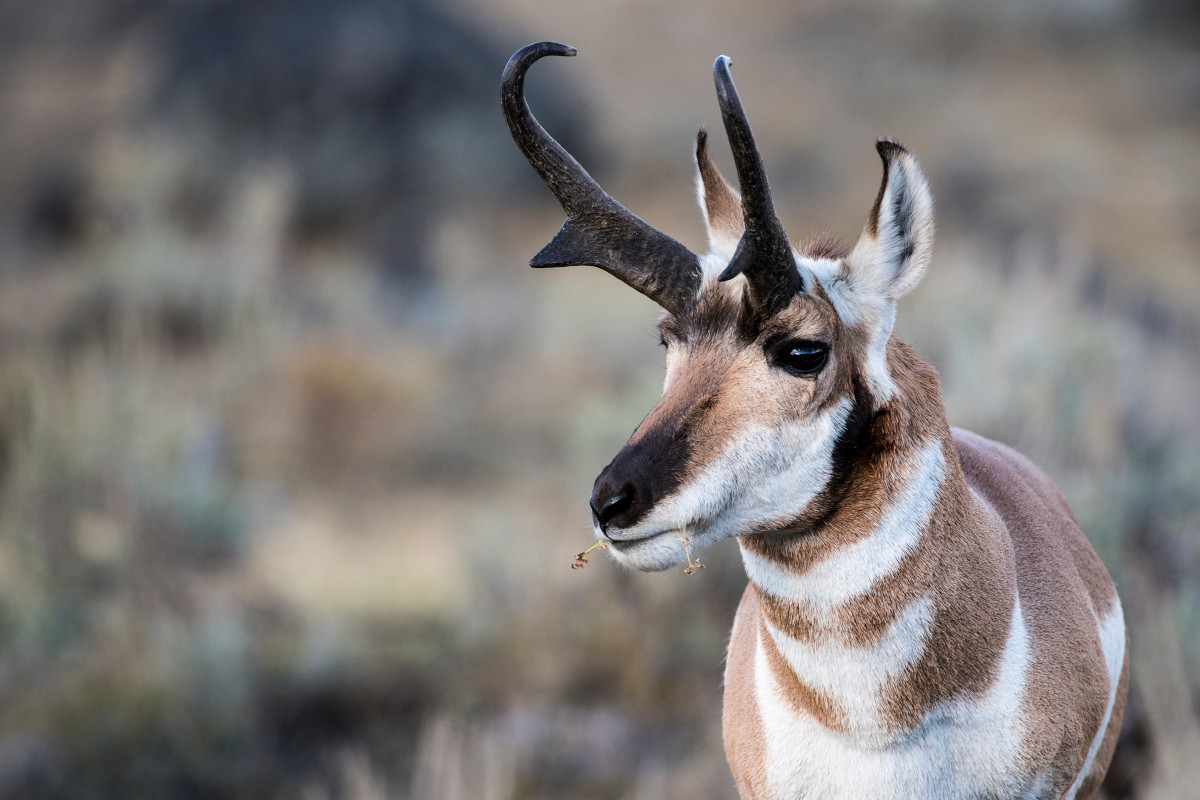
<box><xmin>742</xmin><ymin>438</ymin><xmax>947</xmax><ymax>608</ymax></box>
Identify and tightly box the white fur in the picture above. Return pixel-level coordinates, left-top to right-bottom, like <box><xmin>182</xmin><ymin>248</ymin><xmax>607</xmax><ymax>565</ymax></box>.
<box><xmin>831</xmin><ymin>148</ymin><xmax>936</xmax><ymax>404</ymax></box>
<box><xmin>809</xmin><ymin>259</ymin><xmax>900</xmax><ymax>404</ymax></box>
<box><xmin>862</xmin><ymin>301</ymin><xmax>899</xmax><ymax>402</ymax></box>
<box><xmin>605</xmin><ymin>399</ymin><xmax>853</xmax><ymax>572</ymax></box>
<box><xmin>764</xmin><ymin>594</ymin><xmax>935</xmax><ymax>744</ymax></box>
<box><xmin>798</xmin><ymin>255</ymin><xmax>841</xmax><ymax>288</ymax></box>
<box><xmin>695</xmin><ymin>173</ymin><xmax>741</xmax><ymax>261</ymax></box>
<box><xmin>1064</xmin><ymin>599</ymin><xmax>1126</xmax><ymax>799</ymax></box>
<box><xmin>798</xmin><ymin>254</ymin><xmax>863</xmax><ymax>332</ymax></box>
<box><xmin>740</xmin><ymin>438</ymin><xmax>946</xmax><ymax>608</ymax></box>
<box><xmin>847</xmin><ymin>152</ymin><xmax>934</xmax><ymax>302</ymax></box>
<box><xmin>755</xmin><ymin>593</ymin><xmax>1036</xmax><ymax>799</ymax></box>
<box><xmin>696</xmin><ymin>251</ymin><xmax>742</xmax><ymax>298</ymax></box>
<box><xmin>800</xmin><ymin>252</ymin><xmax>901</xmax><ymax>402</ymax></box>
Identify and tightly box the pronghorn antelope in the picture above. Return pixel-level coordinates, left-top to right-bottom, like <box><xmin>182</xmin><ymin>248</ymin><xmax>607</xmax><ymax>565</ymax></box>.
<box><xmin>502</xmin><ymin>42</ymin><xmax>1128</xmax><ymax>799</ymax></box>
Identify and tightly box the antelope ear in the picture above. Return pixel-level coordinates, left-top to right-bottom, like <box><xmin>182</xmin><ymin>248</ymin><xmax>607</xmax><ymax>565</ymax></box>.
<box><xmin>694</xmin><ymin>128</ymin><xmax>743</xmax><ymax>257</ymax></box>
<box><xmin>847</xmin><ymin>140</ymin><xmax>934</xmax><ymax>300</ymax></box>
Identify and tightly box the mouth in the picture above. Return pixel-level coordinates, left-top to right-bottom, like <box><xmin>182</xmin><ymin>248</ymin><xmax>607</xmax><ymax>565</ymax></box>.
<box><xmin>600</xmin><ymin>526</ymin><xmax>703</xmax><ymax>573</ymax></box>
<box><xmin>606</xmin><ymin>529</ymin><xmax>672</xmax><ymax>552</ymax></box>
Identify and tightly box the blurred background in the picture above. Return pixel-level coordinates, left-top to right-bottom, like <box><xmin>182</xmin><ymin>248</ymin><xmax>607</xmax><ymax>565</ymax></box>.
<box><xmin>0</xmin><ymin>0</ymin><xmax>1197</xmax><ymax>797</ymax></box>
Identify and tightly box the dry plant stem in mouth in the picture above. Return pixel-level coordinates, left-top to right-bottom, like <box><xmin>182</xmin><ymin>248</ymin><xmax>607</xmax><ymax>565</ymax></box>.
<box><xmin>572</xmin><ymin>540</ymin><xmax>607</xmax><ymax>569</ymax></box>
<box><xmin>683</xmin><ymin>535</ymin><xmax>704</xmax><ymax>576</ymax></box>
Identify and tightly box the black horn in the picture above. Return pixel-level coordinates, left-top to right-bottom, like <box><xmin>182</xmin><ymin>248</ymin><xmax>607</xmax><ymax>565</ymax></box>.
<box><xmin>502</xmin><ymin>42</ymin><xmax>701</xmax><ymax>316</ymax></box>
<box><xmin>712</xmin><ymin>56</ymin><xmax>803</xmax><ymax>315</ymax></box>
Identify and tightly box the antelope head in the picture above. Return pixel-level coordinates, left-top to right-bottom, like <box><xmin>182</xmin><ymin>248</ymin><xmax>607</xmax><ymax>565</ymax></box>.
<box><xmin>503</xmin><ymin>43</ymin><xmax>934</xmax><ymax>571</ymax></box>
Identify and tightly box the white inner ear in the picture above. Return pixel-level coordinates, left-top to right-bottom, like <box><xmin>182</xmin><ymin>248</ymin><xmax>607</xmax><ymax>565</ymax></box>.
<box><xmin>695</xmin><ymin>173</ymin><xmax>742</xmax><ymax>262</ymax></box>
<box><xmin>828</xmin><ymin>148</ymin><xmax>935</xmax><ymax>405</ymax></box>
<box><xmin>848</xmin><ymin>154</ymin><xmax>934</xmax><ymax>303</ymax></box>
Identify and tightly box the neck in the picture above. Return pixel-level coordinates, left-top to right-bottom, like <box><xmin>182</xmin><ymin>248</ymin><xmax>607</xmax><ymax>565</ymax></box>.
<box><xmin>736</xmin><ymin>342</ymin><xmax>1017</xmax><ymax>744</ymax></box>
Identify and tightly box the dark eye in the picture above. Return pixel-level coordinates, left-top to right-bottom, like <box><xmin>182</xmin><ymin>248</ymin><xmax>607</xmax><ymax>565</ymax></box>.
<box><xmin>776</xmin><ymin>341</ymin><xmax>828</xmax><ymax>375</ymax></box>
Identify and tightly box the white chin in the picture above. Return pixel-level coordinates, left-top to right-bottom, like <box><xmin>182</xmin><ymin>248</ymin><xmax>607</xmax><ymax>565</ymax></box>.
<box><xmin>605</xmin><ymin>528</ymin><xmax>693</xmax><ymax>572</ymax></box>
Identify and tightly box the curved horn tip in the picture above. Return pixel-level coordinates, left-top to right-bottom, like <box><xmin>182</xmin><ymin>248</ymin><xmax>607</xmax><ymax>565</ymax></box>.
<box><xmin>505</xmin><ymin>42</ymin><xmax>576</xmax><ymax>71</ymax></box>
<box><xmin>526</xmin><ymin>41</ymin><xmax>576</xmax><ymax>57</ymax></box>
<box><xmin>712</xmin><ymin>56</ymin><xmax>734</xmax><ymax>91</ymax></box>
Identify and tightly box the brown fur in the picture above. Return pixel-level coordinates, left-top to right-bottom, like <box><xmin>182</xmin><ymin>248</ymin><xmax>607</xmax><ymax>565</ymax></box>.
<box><xmin>742</xmin><ymin>340</ymin><xmax>1019</xmax><ymax>734</ymax></box>
<box><xmin>759</xmin><ymin>619</ymin><xmax>850</xmax><ymax>733</ymax></box>
<box><xmin>724</xmin><ymin>587</ymin><xmax>774</xmax><ymax>799</ymax></box>
<box><xmin>878</xmin><ymin>441</ymin><xmax>1016</xmax><ymax>732</ymax></box>
<box><xmin>797</xmin><ymin>232</ymin><xmax>849</xmax><ymax>261</ymax></box>
<box><xmin>866</xmin><ymin>140</ymin><xmax>907</xmax><ymax>237</ymax></box>
<box><xmin>726</xmin><ymin>335</ymin><xmax>1122</xmax><ymax>790</ymax></box>
<box><xmin>1077</xmin><ymin>632</ymin><xmax>1129</xmax><ymax>799</ymax></box>
<box><xmin>737</xmin><ymin>339</ymin><xmax>942</xmax><ymax>576</ymax></box>
<box><xmin>696</xmin><ymin>128</ymin><xmax>744</xmax><ymax>244</ymax></box>
<box><xmin>955</xmin><ymin>429</ymin><xmax>1117</xmax><ymax>794</ymax></box>
<box><xmin>643</xmin><ymin>287</ymin><xmax>853</xmax><ymax>488</ymax></box>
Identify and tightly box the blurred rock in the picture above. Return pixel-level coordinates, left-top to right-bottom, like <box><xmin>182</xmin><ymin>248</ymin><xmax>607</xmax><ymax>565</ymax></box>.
<box><xmin>153</xmin><ymin>0</ymin><xmax>594</xmax><ymax>287</ymax></box>
<box><xmin>21</xmin><ymin>164</ymin><xmax>88</xmax><ymax>250</ymax></box>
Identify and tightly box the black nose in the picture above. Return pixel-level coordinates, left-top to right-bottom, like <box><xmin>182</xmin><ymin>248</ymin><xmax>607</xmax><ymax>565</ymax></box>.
<box><xmin>590</xmin><ymin>482</ymin><xmax>638</xmax><ymax>532</ymax></box>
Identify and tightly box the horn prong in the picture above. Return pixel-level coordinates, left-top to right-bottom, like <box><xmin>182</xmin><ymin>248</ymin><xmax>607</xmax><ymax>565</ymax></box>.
<box><xmin>711</xmin><ymin>55</ymin><xmax>803</xmax><ymax>313</ymax></box>
<box><xmin>502</xmin><ymin>42</ymin><xmax>700</xmax><ymax>316</ymax></box>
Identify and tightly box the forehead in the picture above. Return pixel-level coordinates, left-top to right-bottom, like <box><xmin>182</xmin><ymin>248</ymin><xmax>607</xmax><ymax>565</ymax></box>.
<box><xmin>660</xmin><ymin>238</ymin><xmax>850</xmax><ymax>344</ymax></box>
<box><xmin>659</xmin><ymin>275</ymin><xmax>844</xmax><ymax>346</ymax></box>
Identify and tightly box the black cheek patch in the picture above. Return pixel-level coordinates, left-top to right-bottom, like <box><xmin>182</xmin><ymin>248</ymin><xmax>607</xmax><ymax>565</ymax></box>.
<box><xmin>827</xmin><ymin>374</ymin><xmax>877</xmax><ymax>491</ymax></box>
